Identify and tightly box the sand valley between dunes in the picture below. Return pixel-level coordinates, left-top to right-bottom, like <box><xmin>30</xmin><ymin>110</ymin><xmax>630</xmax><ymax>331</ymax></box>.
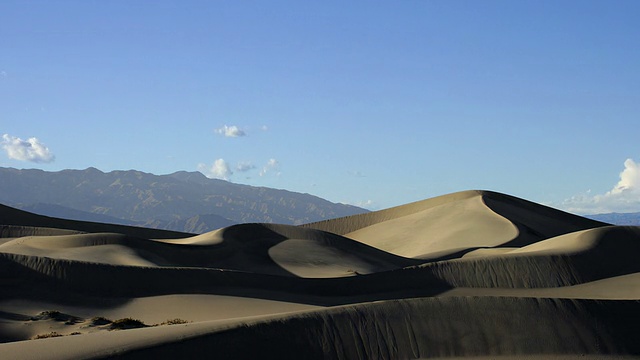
<box><xmin>1</xmin><ymin>190</ymin><xmax>639</xmax><ymax>359</ymax></box>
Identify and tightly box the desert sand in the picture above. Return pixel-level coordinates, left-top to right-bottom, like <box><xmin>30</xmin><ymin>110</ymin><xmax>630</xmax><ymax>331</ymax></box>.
<box><xmin>1</xmin><ymin>190</ymin><xmax>639</xmax><ymax>359</ymax></box>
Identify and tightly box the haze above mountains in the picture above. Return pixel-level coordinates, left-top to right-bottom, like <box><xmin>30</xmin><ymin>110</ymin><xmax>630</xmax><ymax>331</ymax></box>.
<box><xmin>0</xmin><ymin>167</ymin><xmax>366</xmax><ymax>233</ymax></box>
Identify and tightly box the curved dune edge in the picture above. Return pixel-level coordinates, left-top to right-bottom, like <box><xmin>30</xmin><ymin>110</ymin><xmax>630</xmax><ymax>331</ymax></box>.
<box><xmin>303</xmin><ymin>190</ymin><xmax>607</xmax><ymax>259</ymax></box>
<box><xmin>303</xmin><ymin>190</ymin><xmax>606</xmax><ymax>237</ymax></box>
<box><xmin>0</xmin><ymin>224</ymin><xmax>417</xmax><ymax>276</ymax></box>
<box><xmin>303</xmin><ymin>190</ymin><xmax>484</xmax><ymax>234</ymax></box>
<box><xmin>341</xmin><ymin>194</ymin><xmax>518</xmax><ymax>259</ymax></box>
<box><xmin>1</xmin><ymin>226</ymin><xmax>639</xmax><ymax>299</ymax></box>
<box><xmin>1</xmin><ymin>190</ymin><xmax>638</xmax><ymax>359</ymax></box>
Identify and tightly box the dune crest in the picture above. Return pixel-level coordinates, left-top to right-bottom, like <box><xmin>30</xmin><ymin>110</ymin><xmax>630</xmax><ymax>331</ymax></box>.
<box><xmin>342</xmin><ymin>193</ymin><xmax>518</xmax><ymax>259</ymax></box>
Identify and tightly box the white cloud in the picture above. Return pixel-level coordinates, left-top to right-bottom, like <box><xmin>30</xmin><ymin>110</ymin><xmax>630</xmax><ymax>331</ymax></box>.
<box><xmin>1</xmin><ymin>134</ymin><xmax>55</xmax><ymax>163</ymax></box>
<box><xmin>215</xmin><ymin>125</ymin><xmax>246</xmax><ymax>137</ymax></box>
<box><xmin>236</xmin><ymin>161</ymin><xmax>256</xmax><ymax>172</ymax></box>
<box><xmin>198</xmin><ymin>159</ymin><xmax>232</xmax><ymax>180</ymax></box>
<box><xmin>259</xmin><ymin>158</ymin><xmax>280</xmax><ymax>176</ymax></box>
<box><xmin>198</xmin><ymin>158</ymin><xmax>280</xmax><ymax>180</ymax></box>
<box><xmin>609</xmin><ymin>158</ymin><xmax>640</xmax><ymax>195</ymax></box>
<box><xmin>340</xmin><ymin>199</ymin><xmax>378</xmax><ymax>210</ymax></box>
<box><xmin>561</xmin><ymin>158</ymin><xmax>640</xmax><ymax>214</ymax></box>
<box><xmin>354</xmin><ymin>199</ymin><xmax>376</xmax><ymax>209</ymax></box>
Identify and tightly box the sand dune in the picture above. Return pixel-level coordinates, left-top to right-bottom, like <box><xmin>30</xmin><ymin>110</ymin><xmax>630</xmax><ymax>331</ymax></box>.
<box><xmin>304</xmin><ymin>190</ymin><xmax>607</xmax><ymax>258</ymax></box>
<box><xmin>0</xmin><ymin>223</ymin><xmax>415</xmax><ymax>276</ymax></box>
<box><xmin>1</xmin><ymin>190</ymin><xmax>639</xmax><ymax>359</ymax></box>
<box><xmin>0</xmin><ymin>204</ymin><xmax>191</xmax><ymax>239</ymax></box>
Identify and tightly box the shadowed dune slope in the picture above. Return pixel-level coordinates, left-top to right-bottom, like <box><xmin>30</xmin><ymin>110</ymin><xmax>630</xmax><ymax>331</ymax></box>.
<box><xmin>422</xmin><ymin>225</ymin><xmax>640</xmax><ymax>289</ymax></box>
<box><xmin>4</xmin><ymin>297</ymin><xmax>639</xmax><ymax>360</ymax></box>
<box><xmin>481</xmin><ymin>191</ymin><xmax>610</xmax><ymax>246</ymax></box>
<box><xmin>107</xmin><ymin>297</ymin><xmax>640</xmax><ymax>360</ymax></box>
<box><xmin>0</xmin><ymin>203</ymin><xmax>191</xmax><ymax>239</ymax></box>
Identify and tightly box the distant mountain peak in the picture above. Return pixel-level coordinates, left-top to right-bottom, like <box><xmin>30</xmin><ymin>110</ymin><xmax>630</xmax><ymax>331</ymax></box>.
<box><xmin>166</xmin><ymin>170</ymin><xmax>215</xmax><ymax>186</ymax></box>
<box><xmin>85</xmin><ymin>167</ymin><xmax>104</xmax><ymax>173</ymax></box>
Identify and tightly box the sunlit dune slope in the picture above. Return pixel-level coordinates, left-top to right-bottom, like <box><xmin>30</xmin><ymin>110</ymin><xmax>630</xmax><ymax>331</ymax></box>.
<box><xmin>303</xmin><ymin>190</ymin><xmax>607</xmax><ymax>259</ymax></box>
<box><xmin>0</xmin><ymin>223</ymin><xmax>417</xmax><ymax>277</ymax></box>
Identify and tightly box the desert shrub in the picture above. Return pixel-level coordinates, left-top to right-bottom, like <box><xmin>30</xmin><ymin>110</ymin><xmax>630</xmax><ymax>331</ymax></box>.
<box><xmin>89</xmin><ymin>316</ymin><xmax>112</xmax><ymax>326</ymax></box>
<box><xmin>109</xmin><ymin>318</ymin><xmax>147</xmax><ymax>330</ymax></box>
<box><xmin>30</xmin><ymin>310</ymin><xmax>61</xmax><ymax>321</ymax></box>
<box><xmin>34</xmin><ymin>332</ymin><xmax>63</xmax><ymax>339</ymax></box>
<box><xmin>41</xmin><ymin>310</ymin><xmax>61</xmax><ymax>317</ymax></box>
<box><xmin>31</xmin><ymin>310</ymin><xmax>82</xmax><ymax>324</ymax></box>
<box><xmin>159</xmin><ymin>318</ymin><xmax>189</xmax><ymax>325</ymax></box>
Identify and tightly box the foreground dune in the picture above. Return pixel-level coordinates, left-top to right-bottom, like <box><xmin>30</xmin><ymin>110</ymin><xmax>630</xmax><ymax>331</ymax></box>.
<box><xmin>1</xmin><ymin>190</ymin><xmax>639</xmax><ymax>359</ymax></box>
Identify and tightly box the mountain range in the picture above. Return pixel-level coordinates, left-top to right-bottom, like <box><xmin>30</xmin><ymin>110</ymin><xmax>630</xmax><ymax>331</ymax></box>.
<box><xmin>2</xmin><ymin>166</ymin><xmax>638</xmax><ymax>234</ymax></box>
<box><xmin>585</xmin><ymin>212</ymin><xmax>640</xmax><ymax>225</ymax></box>
<box><xmin>0</xmin><ymin>167</ymin><xmax>367</xmax><ymax>233</ymax></box>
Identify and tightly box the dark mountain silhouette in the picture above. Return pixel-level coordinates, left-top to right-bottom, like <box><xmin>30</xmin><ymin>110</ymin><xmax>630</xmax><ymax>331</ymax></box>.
<box><xmin>0</xmin><ymin>167</ymin><xmax>367</xmax><ymax>233</ymax></box>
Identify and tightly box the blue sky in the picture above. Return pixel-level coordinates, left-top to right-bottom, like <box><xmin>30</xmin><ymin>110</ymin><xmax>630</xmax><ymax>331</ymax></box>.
<box><xmin>1</xmin><ymin>1</ymin><xmax>639</xmax><ymax>214</ymax></box>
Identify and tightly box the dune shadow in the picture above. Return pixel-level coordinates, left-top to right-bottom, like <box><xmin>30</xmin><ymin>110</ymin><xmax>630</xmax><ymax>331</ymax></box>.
<box><xmin>481</xmin><ymin>191</ymin><xmax>608</xmax><ymax>247</ymax></box>
<box><xmin>1</xmin><ymin>250</ymin><xmax>451</xmax><ymax>307</ymax></box>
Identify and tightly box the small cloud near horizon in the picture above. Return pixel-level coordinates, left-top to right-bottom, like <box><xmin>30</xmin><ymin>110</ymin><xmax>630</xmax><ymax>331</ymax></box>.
<box><xmin>236</xmin><ymin>161</ymin><xmax>256</xmax><ymax>172</ymax></box>
<box><xmin>1</xmin><ymin>134</ymin><xmax>55</xmax><ymax>163</ymax></box>
<box><xmin>198</xmin><ymin>159</ymin><xmax>232</xmax><ymax>180</ymax></box>
<box><xmin>341</xmin><ymin>199</ymin><xmax>378</xmax><ymax>210</ymax></box>
<box><xmin>198</xmin><ymin>158</ymin><xmax>280</xmax><ymax>180</ymax></box>
<box><xmin>259</xmin><ymin>158</ymin><xmax>280</xmax><ymax>177</ymax></box>
<box><xmin>215</xmin><ymin>125</ymin><xmax>246</xmax><ymax>138</ymax></box>
<box><xmin>561</xmin><ymin>158</ymin><xmax>640</xmax><ymax>214</ymax></box>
